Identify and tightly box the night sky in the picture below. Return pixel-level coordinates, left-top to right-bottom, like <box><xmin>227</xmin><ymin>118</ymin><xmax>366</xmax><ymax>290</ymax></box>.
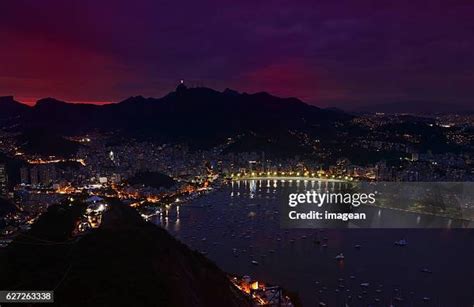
<box><xmin>1</xmin><ymin>0</ymin><xmax>473</xmax><ymax>107</ymax></box>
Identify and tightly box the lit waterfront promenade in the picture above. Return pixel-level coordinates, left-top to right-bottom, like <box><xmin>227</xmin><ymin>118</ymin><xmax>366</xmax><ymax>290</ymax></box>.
<box><xmin>227</xmin><ymin>172</ymin><xmax>350</xmax><ymax>182</ymax></box>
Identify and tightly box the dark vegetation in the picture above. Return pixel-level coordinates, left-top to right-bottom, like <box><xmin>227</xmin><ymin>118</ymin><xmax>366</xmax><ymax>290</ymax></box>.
<box><xmin>0</xmin><ymin>86</ymin><xmax>351</xmax><ymax>149</ymax></box>
<box><xmin>16</xmin><ymin>130</ymin><xmax>81</xmax><ymax>157</ymax></box>
<box><xmin>0</xmin><ymin>86</ymin><xmax>462</xmax><ymax>160</ymax></box>
<box><xmin>127</xmin><ymin>171</ymin><xmax>176</xmax><ymax>189</ymax></box>
<box><xmin>0</xmin><ymin>201</ymin><xmax>251</xmax><ymax>307</ymax></box>
<box><xmin>0</xmin><ymin>96</ymin><xmax>30</xmax><ymax>119</ymax></box>
<box><xmin>0</xmin><ymin>198</ymin><xmax>15</xmax><ymax>221</ymax></box>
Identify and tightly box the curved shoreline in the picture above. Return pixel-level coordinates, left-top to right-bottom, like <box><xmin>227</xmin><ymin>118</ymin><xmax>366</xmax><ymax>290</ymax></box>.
<box><xmin>231</xmin><ymin>176</ymin><xmax>345</xmax><ymax>182</ymax></box>
<box><xmin>228</xmin><ymin>177</ymin><xmax>474</xmax><ymax>223</ymax></box>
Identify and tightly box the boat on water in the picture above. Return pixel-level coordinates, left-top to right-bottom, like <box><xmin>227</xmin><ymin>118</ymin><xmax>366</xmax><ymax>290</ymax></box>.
<box><xmin>0</xmin><ymin>239</ymin><xmax>12</xmax><ymax>248</ymax></box>
<box><xmin>394</xmin><ymin>239</ymin><xmax>408</xmax><ymax>246</ymax></box>
<box><xmin>335</xmin><ymin>253</ymin><xmax>345</xmax><ymax>260</ymax></box>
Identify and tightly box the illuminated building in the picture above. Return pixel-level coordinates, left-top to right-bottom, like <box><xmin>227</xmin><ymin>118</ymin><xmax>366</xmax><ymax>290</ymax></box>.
<box><xmin>0</xmin><ymin>164</ymin><xmax>7</xmax><ymax>197</ymax></box>
<box><xmin>39</xmin><ymin>164</ymin><xmax>57</xmax><ymax>185</ymax></box>
<box><xmin>20</xmin><ymin>167</ymin><xmax>29</xmax><ymax>184</ymax></box>
<box><xmin>30</xmin><ymin>166</ymin><xmax>39</xmax><ymax>185</ymax></box>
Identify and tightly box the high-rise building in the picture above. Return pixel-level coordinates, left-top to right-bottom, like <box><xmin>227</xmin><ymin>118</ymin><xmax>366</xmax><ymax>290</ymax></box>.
<box><xmin>30</xmin><ymin>166</ymin><xmax>39</xmax><ymax>186</ymax></box>
<box><xmin>20</xmin><ymin>167</ymin><xmax>29</xmax><ymax>184</ymax></box>
<box><xmin>39</xmin><ymin>165</ymin><xmax>57</xmax><ymax>186</ymax></box>
<box><xmin>0</xmin><ymin>164</ymin><xmax>8</xmax><ymax>197</ymax></box>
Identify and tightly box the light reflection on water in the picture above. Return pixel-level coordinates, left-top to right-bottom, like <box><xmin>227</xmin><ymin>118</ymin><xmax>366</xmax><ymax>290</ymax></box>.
<box><xmin>154</xmin><ymin>180</ymin><xmax>474</xmax><ymax>306</ymax></box>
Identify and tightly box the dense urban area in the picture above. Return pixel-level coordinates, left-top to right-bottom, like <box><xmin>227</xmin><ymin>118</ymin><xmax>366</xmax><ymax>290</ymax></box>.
<box><xmin>1</xmin><ymin>109</ymin><xmax>473</xmax><ymax>237</ymax></box>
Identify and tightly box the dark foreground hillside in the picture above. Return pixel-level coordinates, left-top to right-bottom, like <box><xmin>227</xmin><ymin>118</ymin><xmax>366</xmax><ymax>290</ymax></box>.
<box><xmin>0</xmin><ymin>202</ymin><xmax>251</xmax><ymax>307</ymax></box>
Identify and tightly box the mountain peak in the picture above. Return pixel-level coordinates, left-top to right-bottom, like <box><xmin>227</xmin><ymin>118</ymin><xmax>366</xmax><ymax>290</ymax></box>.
<box><xmin>176</xmin><ymin>80</ymin><xmax>188</xmax><ymax>93</ymax></box>
<box><xmin>2</xmin><ymin>85</ymin><xmax>351</xmax><ymax>141</ymax></box>
<box><xmin>222</xmin><ymin>88</ymin><xmax>239</xmax><ymax>96</ymax></box>
<box><xmin>0</xmin><ymin>96</ymin><xmax>17</xmax><ymax>104</ymax></box>
<box><xmin>0</xmin><ymin>96</ymin><xmax>30</xmax><ymax>119</ymax></box>
<box><xmin>119</xmin><ymin>95</ymin><xmax>147</xmax><ymax>104</ymax></box>
<box><xmin>35</xmin><ymin>97</ymin><xmax>69</xmax><ymax>107</ymax></box>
